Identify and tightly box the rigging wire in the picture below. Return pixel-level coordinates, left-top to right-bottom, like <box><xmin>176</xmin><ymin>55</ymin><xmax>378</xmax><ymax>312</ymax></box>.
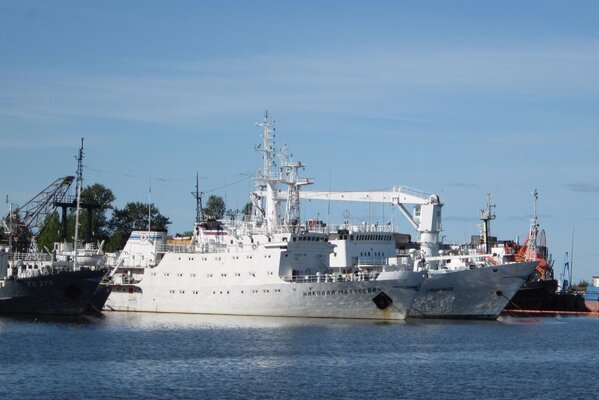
<box><xmin>84</xmin><ymin>165</ymin><xmax>253</xmax><ymax>195</ymax></box>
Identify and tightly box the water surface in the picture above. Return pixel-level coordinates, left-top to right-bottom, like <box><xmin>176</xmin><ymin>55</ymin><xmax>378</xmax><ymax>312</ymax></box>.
<box><xmin>1</xmin><ymin>313</ymin><xmax>597</xmax><ymax>399</ymax></box>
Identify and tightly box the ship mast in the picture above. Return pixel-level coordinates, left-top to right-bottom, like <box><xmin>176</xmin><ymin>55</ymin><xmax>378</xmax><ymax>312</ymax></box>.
<box><xmin>255</xmin><ymin>111</ymin><xmax>280</xmax><ymax>232</ymax></box>
<box><xmin>73</xmin><ymin>138</ymin><xmax>84</xmax><ymax>270</ymax></box>
<box><xmin>279</xmin><ymin>144</ymin><xmax>312</xmax><ymax>230</ymax></box>
<box><xmin>192</xmin><ymin>172</ymin><xmax>204</xmax><ymax>225</ymax></box>
<box><xmin>479</xmin><ymin>193</ymin><xmax>495</xmax><ymax>254</ymax></box>
<box><xmin>526</xmin><ymin>189</ymin><xmax>539</xmax><ymax>261</ymax></box>
<box><xmin>4</xmin><ymin>196</ymin><xmax>13</xmax><ymax>252</ymax></box>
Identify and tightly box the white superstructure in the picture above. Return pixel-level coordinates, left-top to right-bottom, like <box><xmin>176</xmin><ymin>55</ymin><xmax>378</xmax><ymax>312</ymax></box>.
<box><xmin>105</xmin><ymin>113</ymin><xmax>425</xmax><ymax>319</ymax></box>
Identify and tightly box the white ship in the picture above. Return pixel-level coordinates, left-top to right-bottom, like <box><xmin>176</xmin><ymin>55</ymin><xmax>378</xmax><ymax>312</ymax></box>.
<box><xmin>299</xmin><ymin>192</ymin><xmax>537</xmax><ymax>320</ymax></box>
<box><xmin>104</xmin><ymin>113</ymin><xmax>426</xmax><ymax>319</ymax></box>
<box><xmin>409</xmin><ymin>193</ymin><xmax>537</xmax><ymax>319</ymax></box>
<box><xmin>409</xmin><ymin>260</ymin><xmax>536</xmax><ymax>319</ymax></box>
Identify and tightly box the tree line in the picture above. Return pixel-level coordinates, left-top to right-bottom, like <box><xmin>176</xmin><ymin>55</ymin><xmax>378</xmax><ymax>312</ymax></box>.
<box><xmin>1</xmin><ymin>183</ymin><xmax>248</xmax><ymax>253</ymax></box>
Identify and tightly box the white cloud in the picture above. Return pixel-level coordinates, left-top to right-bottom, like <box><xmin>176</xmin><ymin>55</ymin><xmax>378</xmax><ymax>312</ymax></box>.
<box><xmin>567</xmin><ymin>183</ymin><xmax>599</xmax><ymax>193</ymax></box>
<box><xmin>1</xmin><ymin>41</ymin><xmax>598</xmax><ymax>129</ymax></box>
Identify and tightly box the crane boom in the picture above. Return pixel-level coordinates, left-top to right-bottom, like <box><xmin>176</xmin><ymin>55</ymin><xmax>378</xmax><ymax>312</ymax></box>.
<box><xmin>257</xmin><ymin>186</ymin><xmax>444</xmax><ymax>265</ymax></box>
<box><xmin>12</xmin><ymin>176</ymin><xmax>75</xmax><ymax>240</ymax></box>
<box><xmin>299</xmin><ymin>188</ymin><xmax>432</xmax><ymax>205</ymax></box>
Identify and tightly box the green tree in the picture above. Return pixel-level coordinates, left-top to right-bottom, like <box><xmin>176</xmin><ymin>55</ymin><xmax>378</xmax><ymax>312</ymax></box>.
<box><xmin>62</xmin><ymin>183</ymin><xmax>116</xmax><ymax>245</ymax></box>
<box><xmin>107</xmin><ymin>202</ymin><xmax>171</xmax><ymax>251</ymax></box>
<box><xmin>37</xmin><ymin>212</ymin><xmax>61</xmax><ymax>252</ymax></box>
<box><xmin>241</xmin><ymin>202</ymin><xmax>252</xmax><ymax>220</ymax></box>
<box><xmin>1</xmin><ymin>212</ymin><xmax>32</xmax><ymax>252</ymax></box>
<box><xmin>571</xmin><ymin>280</ymin><xmax>590</xmax><ymax>292</ymax></box>
<box><xmin>176</xmin><ymin>230</ymin><xmax>195</xmax><ymax>237</ymax></box>
<box><xmin>81</xmin><ymin>183</ymin><xmax>116</xmax><ymax>239</ymax></box>
<box><xmin>204</xmin><ymin>195</ymin><xmax>226</xmax><ymax>220</ymax></box>
<box><xmin>80</xmin><ymin>183</ymin><xmax>115</xmax><ymax>240</ymax></box>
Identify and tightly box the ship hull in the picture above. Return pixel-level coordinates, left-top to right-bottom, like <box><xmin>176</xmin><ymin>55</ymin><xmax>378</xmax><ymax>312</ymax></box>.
<box><xmin>85</xmin><ymin>283</ymin><xmax>112</xmax><ymax>315</ymax></box>
<box><xmin>408</xmin><ymin>262</ymin><xmax>537</xmax><ymax>319</ymax></box>
<box><xmin>585</xmin><ymin>286</ymin><xmax>599</xmax><ymax>312</ymax></box>
<box><xmin>505</xmin><ymin>279</ymin><xmax>589</xmax><ymax>312</ymax></box>
<box><xmin>105</xmin><ymin>272</ymin><xmax>425</xmax><ymax>320</ymax></box>
<box><xmin>585</xmin><ymin>300</ymin><xmax>599</xmax><ymax>312</ymax></box>
<box><xmin>0</xmin><ymin>269</ymin><xmax>106</xmax><ymax>316</ymax></box>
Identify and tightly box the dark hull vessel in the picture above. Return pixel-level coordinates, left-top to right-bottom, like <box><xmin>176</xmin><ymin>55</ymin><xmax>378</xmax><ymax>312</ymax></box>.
<box><xmin>0</xmin><ymin>269</ymin><xmax>106</xmax><ymax>316</ymax></box>
<box><xmin>504</xmin><ymin>279</ymin><xmax>589</xmax><ymax>313</ymax></box>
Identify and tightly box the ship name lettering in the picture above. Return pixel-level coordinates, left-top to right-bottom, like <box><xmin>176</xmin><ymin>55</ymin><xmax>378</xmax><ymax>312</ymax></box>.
<box><xmin>303</xmin><ymin>287</ymin><xmax>382</xmax><ymax>297</ymax></box>
<box><xmin>428</xmin><ymin>287</ymin><xmax>453</xmax><ymax>293</ymax></box>
<box><xmin>27</xmin><ymin>280</ymin><xmax>54</xmax><ymax>288</ymax></box>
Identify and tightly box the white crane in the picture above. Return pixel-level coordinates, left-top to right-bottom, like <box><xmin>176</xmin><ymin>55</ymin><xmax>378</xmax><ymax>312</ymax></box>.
<box><xmin>256</xmin><ymin>185</ymin><xmax>443</xmax><ymax>267</ymax></box>
<box><xmin>300</xmin><ymin>187</ymin><xmax>442</xmax><ymax>262</ymax></box>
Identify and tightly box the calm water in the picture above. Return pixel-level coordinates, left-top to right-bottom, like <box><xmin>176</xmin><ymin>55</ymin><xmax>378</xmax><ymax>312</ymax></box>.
<box><xmin>1</xmin><ymin>313</ymin><xmax>598</xmax><ymax>399</ymax></box>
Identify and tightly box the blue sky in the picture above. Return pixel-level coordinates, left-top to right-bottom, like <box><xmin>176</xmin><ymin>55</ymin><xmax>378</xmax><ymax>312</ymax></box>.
<box><xmin>1</xmin><ymin>1</ymin><xmax>598</xmax><ymax>282</ymax></box>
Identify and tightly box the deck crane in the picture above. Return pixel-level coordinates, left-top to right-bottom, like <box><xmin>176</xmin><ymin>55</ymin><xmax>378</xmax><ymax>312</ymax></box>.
<box><xmin>258</xmin><ymin>186</ymin><xmax>443</xmax><ymax>268</ymax></box>
<box><xmin>5</xmin><ymin>176</ymin><xmax>75</xmax><ymax>246</ymax></box>
<box><xmin>299</xmin><ymin>187</ymin><xmax>443</xmax><ymax>265</ymax></box>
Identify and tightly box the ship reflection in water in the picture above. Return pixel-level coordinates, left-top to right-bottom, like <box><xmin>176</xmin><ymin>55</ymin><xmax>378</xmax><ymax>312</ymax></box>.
<box><xmin>1</xmin><ymin>313</ymin><xmax>598</xmax><ymax>400</ymax></box>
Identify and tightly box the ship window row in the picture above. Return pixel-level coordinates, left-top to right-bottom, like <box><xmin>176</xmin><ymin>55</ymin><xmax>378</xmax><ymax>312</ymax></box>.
<box><xmin>293</xmin><ymin>236</ymin><xmax>325</xmax><ymax>242</ymax></box>
<box><xmin>160</xmin><ymin>272</ymin><xmax>265</xmax><ymax>279</ymax></box>
<box><xmin>351</xmin><ymin>235</ymin><xmax>392</xmax><ymax>241</ymax></box>
<box><xmin>166</xmin><ymin>288</ymin><xmax>284</xmax><ymax>295</ymax></box>
<box><xmin>203</xmin><ymin>272</ymin><xmax>256</xmax><ymax>278</ymax></box>
<box><xmin>359</xmin><ymin>251</ymin><xmax>386</xmax><ymax>257</ymax></box>
<box><xmin>174</xmin><ymin>255</ymin><xmax>261</xmax><ymax>263</ymax></box>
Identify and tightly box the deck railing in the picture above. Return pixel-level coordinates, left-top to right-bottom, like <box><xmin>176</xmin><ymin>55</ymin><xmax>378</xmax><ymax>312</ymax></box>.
<box><xmin>282</xmin><ymin>271</ymin><xmax>381</xmax><ymax>283</ymax></box>
<box><xmin>7</xmin><ymin>252</ymin><xmax>53</xmax><ymax>262</ymax></box>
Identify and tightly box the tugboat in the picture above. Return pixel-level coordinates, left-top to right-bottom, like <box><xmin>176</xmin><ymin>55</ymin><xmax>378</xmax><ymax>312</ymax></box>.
<box><xmin>0</xmin><ymin>139</ymin><xmax>106</xmax><ymax>316</ymax></box>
